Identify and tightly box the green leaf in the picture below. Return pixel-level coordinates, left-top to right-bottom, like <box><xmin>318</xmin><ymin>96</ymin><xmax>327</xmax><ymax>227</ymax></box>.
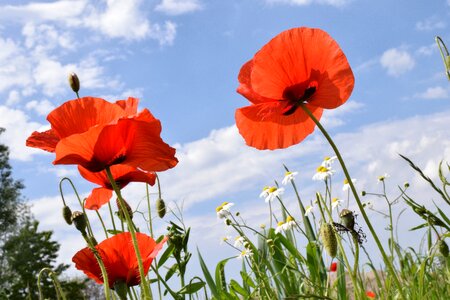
<box><xmin>165</xmin><ymin>263</ymin><xmax>178</xmax><ymax>281</ymax></box>
<box><xmin>198</xmin><ymin>248</ymin><xmax>219</xmax><ymax>298</ymax></box>
<box><xmin>215</xmin><ymin>257</ymin><xmax>234</xmax><ymax>292</ymax></box>
<box><xmin>178</xmin><ymin>281</ymin><xmax>206</xmax><ymax>294</ymax></box>
<box><xmin>409</xmin><ymin>223</ymin><xmax>429</xmax><ymax>231</ymax></box>
<box><xmin>229</xmin><ymin>279</ymin><xmax>249</xmax><ymax>297</ymax></box>
<box><xmin>157</xmin><ymin>244</ymin><xmax>175</xmax><ymax>269</ymax></box>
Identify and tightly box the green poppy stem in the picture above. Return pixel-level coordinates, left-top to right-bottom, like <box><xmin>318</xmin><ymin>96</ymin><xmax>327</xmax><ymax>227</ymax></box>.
<box><xmin>105</xmin><ymin>166</ymin><xmax>152</xmax><ymax>300</ymax></box>
<box><xmin>299</xmin><ymin>104</ymin><xmax>406</xmax><ymax>300</ymax></box>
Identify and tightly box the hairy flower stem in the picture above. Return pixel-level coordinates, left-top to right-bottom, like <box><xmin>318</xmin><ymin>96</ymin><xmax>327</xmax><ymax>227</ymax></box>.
<box><xmin>300</xmin><ymin>104</ymin><xmax>405</xmax><ymax>300</ymax></box>
<box><xmin>105</xmin><ymin>167</ymin><xmax>152</xmax><ymax>300</ymax></box>
<box><xmin>38</xmin><ymin>268</ymin><xmax>66</xmax><ymax>300</ymax></box>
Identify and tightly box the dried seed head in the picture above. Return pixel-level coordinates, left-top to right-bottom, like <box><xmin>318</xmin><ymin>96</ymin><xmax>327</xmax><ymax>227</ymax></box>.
<box><xmin>438</xmin><ymin>240</ymin><xmax>449</xmax><ymax>257</ymax></box>
<box><xmin>320</xmin><ymin>223</ymin><xmax>337</xmax><ymax>258</ymax></box>
<box><xmin>156</xmin><ymin>198</ymin><xmax>166</xmax><ymax>218</ymax></box>
<box><xmin>340</xmin><ymin>209</ymin><xmax>355</xmax><ymax>230</ymax></box>
<box><xmin>62</xmin><ymin>205</ymin><xmax>73</xmax><ymax>225</ymax></box>
<box><xmin>68</xmin><ymin>72</ymin><xmax>80</xmax><ymax>93</ymax></box>
<box><xmin>71</xmin><ymin>211</ymin><xmax>87</xmax><ymax>235</ymax></box>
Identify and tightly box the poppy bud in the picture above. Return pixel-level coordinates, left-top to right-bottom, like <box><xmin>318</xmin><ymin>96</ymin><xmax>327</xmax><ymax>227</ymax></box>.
<box><xmin>116</xmin><ymin>198</ymin><xmax>133</xmax><ymax>221</ymax></box>
<box><xmin>320</xmin><ymin>223</ymin><xmax>337</xmax><ymax>258</ymax></box>
<box><xmin>156</xmin><ymin>198</ymin><xmax>166</xmax><ymax>218</ymax></box>
<box><xmin>62</xmin><ymin>205</ymin><xmax>73</xmax><ymax>225</ymax></box>
<box><xmin>113</xmin><ymin>280</ymin><xmax>128</xmax><ymax>300</ymax></box>
<box><xmin>71</xmin><ymin>211</ymin><xmax>87</xmax><ymax>235</ymax></box>
<box><xmin>438</xmin><ymin>240</ymin><xmax>449</xmax><ymax>257</ymax></box>
<box><xmin>340</xmin><ymin>209</ymin><xmax>355</xmax><ymax>230</ymax></box>
<box><xmin>68</xmin><ymin>72</ymin><xmax>80</xmax><ymax>93</ymax></box>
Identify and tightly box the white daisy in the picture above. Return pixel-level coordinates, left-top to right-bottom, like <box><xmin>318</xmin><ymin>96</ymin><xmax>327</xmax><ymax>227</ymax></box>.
<box><xmin>304</xmin><ymin>205</ymin><xmax>314</xmax><ymax>216</ymax></box>
<box><xmin>331</xmin><ymin>198</ymin><xmax>343</xmax><ymax>209</ymax></box>
<box><xmin>259</xmin><ymin>186</ymin><xmax>284</xmax><ymax>203</ymax></box>
<box><xmin>377</xmin><ymin>173</ymin><xmax>390</xmax><ymax>183</ymax></box>
<box><xmin>220</xmin><ymin>236</ymin><xmax>232</xmax><ymax>245</ymax></box>
<box><xmin>342</xmin><ymin>178</ymin><xmax>356</xmax><ymax>191</ymax></box>
<box><xmin>283</xmin><ymin>216</ymin><xmax>296</xmax><ymax>230</ymax></box>
<box><xmin>275</xmin><ymin>221</ymin><xmax>285</xmax><ymax>234</ymax></box>
<box><xmin>216</xmin><ymin>202</ymin><xmax>234</xmax><ymax>219</ymax></box>
<box><xmin>237</xmin><ymin>248</ymin><xmax>253</xmax><ymax>260</ymax></box>
<box><xmin>234</xmin><ymin>236</ymin><xmax>245</xmax><ymax>248</ymax></box>
<box><xmin>282</xmin><ymin>171</ymin><xmax>298</xmax><ymax>185</ymax></box>
<box><xmin>321</xmin><ymin>156</ymin><xmax>337</xmax><ymax>168</ymax></box>
<box><xmin>312</xmin><ymin>165</ymin><xmax>335</xmax><ymax>181</ymax></box>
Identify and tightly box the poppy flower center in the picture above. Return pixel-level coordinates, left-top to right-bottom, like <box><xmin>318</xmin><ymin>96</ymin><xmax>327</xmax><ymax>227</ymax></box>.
<box><xmin>281</xmin><ymin>81</ymin><xmax>318</xmax><ymax>116</ymax></box>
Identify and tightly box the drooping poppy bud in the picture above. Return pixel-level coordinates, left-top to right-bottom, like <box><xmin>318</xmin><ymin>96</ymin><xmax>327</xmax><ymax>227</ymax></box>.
<box><xmin>116</xmin><ymin>198</ymin><xmax>133</xmax><ymax>221</ymax></box>
<box><xmin>320</xmin><ymin>223</ymin><xmax>337</xmax><ymax>258</ymax></box>
<box><xmin>71</xmin><ymin>211</ymin><xmax>87</xmax><ymax>235</ymax></box>
<box><xmin>68</xmin><ymin>72</ymin><xmax>80</xmax><ymax>93</ymax></box>
<box><xmin>62</xmin><ymin>205</ymin><xmax>73</xmax><ymax>225</ymax></box>
<box><xmin>156</xmin><ymin>198</ymin><xmax>166</xmax><ymax>218</ymax></box>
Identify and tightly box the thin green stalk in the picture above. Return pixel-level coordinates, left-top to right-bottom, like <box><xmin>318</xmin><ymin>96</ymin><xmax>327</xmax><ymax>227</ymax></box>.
<box><xmin>300</xmin><ymin>104</ymin><xmax>405</xmax><ymax>299</ymax></box>
<box><xmin>108</xmin><ymin>201</ymin><xmax>117</xmax><ymax>232</ymax></box>
<box><xmin>37</xmin><ymin>268</ymin><xmax>66</xmax><ymax>300</ymax></box>
<box><xmin>95</xmin><ymin>209</ymin><xmax>109</xmax><ymax>238</ymax></box>
<box><xmin>289</xmin><ymin>176</ymin><xmax>316</xmax><ymax>241</ymax></box>
<box><xmin>105</xmin><ymin>166</ymin><xmax>152</xmax><ymax>300</ymax></box>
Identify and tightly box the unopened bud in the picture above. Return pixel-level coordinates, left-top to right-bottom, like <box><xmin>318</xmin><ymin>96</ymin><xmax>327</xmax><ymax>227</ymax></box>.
<box><xmin>404</xmin><ymin>182</ymin><xmax>410</xmax><ymax>188</ymax></box>
<box><xmin>68</xmin><ymin>72</ymin><xmax>80</xmax><ymax>93</ymax></box>
<box><xmin>71</xmin><ymin>211</ymin><xmax>87</xmax><ymax>235</ymax></box>
<box><xmin>225</xmin><ymin>219</ymin><xmax>232</xmax><ymax>226</ymax></box>
<box><xmin>116</xmin><ymin>198</ymin><xmax>133</xmax><ymax>221</ymax></box>
<box><xmin>62</xmin><ymin>205</ymin><xmax>73</xmax><ymax>225</ymax></box>
<box><xmin>340</xmin><ymin>209</ymin><xmax>355</xmax><ymax>230</ymax></box>
<box><xmin>156</xmin><ymin>198</ymin><xmax>166</xmax><ymax>218</ymax></box>
<box><xmin>438</xmin><ymin>239</ymin><xmax>449</xmax><ymax>257</ymax></box>
<box><xmin>320</xmin><ymin>223</ymin><xmax>337</xmax><ymax>258</ymax></box>
<box><xmin>361</xmin><ymin>191</ymin><xmax>366</xmax><ymax>196</ymax></box>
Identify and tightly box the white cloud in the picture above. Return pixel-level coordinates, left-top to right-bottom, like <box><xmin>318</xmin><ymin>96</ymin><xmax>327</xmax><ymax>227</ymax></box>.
<box><xmin>0</xmin><ymin>105</ymin><xmax>46</xmax><ymax>161</ymax></box>
<box><xmin>380</xmin><ymin>48</ymin><xmax>415</xmax><ymax>77</ymax></box>
<box><xmin>0</xmin><ymin>0</ymin><xmax>177</xmax><ymax>44</ymax></box>
<box><xmin>155</xmin><ymin>0</ymin><xmax>203</xmax><ymax>15</ymax></box>
<box><xmin>416</xmin><ymin>43</ymin><xmax>436</xmax><ymax>56</ymax></box>
<box><xmin>414</xmin><ymin>86</ymin><xmax>449</xmax><ymax>99</ymax></box>
<box><xmin>6</xmin><ymin>90</ymin><xmax>21</xmax><ymax>106</ymax></box>
<box><xmin>22</xmin><ymin>23</ymin><xmax>74</xmax><ymax>56</ymax></box>
<box><xmin>25</xmin><ymin>99</ymin><xmax>55</xmax><ymax>116</ymax></box>
<box><xmin>321</xmin><ymin>101</ymin><xmax>364</xmax><ymax>128</ymax></box>
<box><xmin>416</xmin><ymin>16</ymin><xmax>446</xmax><ymax>31</ymax></box>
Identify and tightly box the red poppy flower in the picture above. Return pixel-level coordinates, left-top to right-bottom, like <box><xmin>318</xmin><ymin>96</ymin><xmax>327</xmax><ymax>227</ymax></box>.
<box><xmin>235</xmin><ymin>27</ymin><xmax>354</xmax><ymax>150</ymax></box>
<box><xmin>78</xmin><ymin>164</ymin><xmax>156</xmax><ymax>210</ymax></box>
<box><xmin>72</xmin><ymin>232</ymin><xmax>167</xmax><ymax>287</ymax></box>
<box><xmin>329</xmin><ymin>261</ymin><xmax>337</xmax><ymax>272</ymax></box>
<box><xmin>26</xmin><ymin>97</ymin><xmax>178</xmax><ymax>173</ymax></box>
<box><xmin>366</xmin><ymin>291</ymin><xmax>376</xmax><ymax>299</ymax></box>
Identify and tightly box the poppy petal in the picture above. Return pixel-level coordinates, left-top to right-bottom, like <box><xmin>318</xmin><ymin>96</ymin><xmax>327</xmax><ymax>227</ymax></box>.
<box><xmin>114</xmin><ymin>97</ymin><xmax>139</xmax><ymax>115</ymax></box>
<box><xmin>25</xmin><ymin>129</ymin><xmax>60</xmax><ymax>152</ymax></box>
<box><xmin>251</xmin><ymin>27</ymin><xmax>354</xmax><ymax>109</ymax></box>
<box><xmin>235</xmin><ymin>102</ymin><xmax>323</xmax><ymax>150</ymax></box>
<box><xmin>47</xmin><ymin>97</ymin><xmax>130</xmax><ymax>139</ymax></box>
<box><xmin>84</xmin><ymin>187</ymin><xmax>113</xmax><ymax>210</ymax></box>
<box><xmin>237</xmin><ymin>60</ymin><xmax>273</xmax><ymax>104</ymax></box>
<box><xmin>72</xmin><ymin>247</ymin><xmax>104</xmax><ymax>284</ymax></box>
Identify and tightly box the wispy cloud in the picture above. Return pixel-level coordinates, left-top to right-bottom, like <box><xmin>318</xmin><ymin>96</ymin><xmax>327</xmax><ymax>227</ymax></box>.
<box><xmin>264</xmin><ymin>0</ymin><xmax>352</xmax><ymax>7</ymax></box>
<box><xmin>416</xmin><ymin>16</ymin><xmax>446</xmax><ymax>31</ymax></box>
<box><xmin>414</xmin><ymin>86</ymin><xmax>449</xmax><ymax>100</ymax></box>
<box><xmin>380</xmin><ymin>48</ymin><xmax>415</xmax><ymax>77</ymax></box>
<box><xmin>155</xmin><ymin>0</ymin><xmax>203</xmax><ymax>16</ymax></box>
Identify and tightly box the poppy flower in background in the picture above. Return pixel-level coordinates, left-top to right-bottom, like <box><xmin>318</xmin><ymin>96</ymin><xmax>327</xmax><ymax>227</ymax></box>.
<box><xmin>329</xmin><ymin>261</ymin><xmax>337</xmax><ymax>272</ymax></box>
<box><xmin>72</xmin><ymin>232</ymin><xmax>167</xmax><ymax>288</ymax></box>
<box><xmin>366</xmin><ymin>291</ymin><xmax>376</xmax><ymax>298</ymax></box>
<box><xmin>26</xmin><ymin>97</ymin><xmax>178</xmax><ymax>173</ymax></box>
<box><xmin>235</xmin><ymin>27</ymin><xmax>354</xmax><ymax>150</ymax></box>
<box><xmin>78</xmin><ymin>164</ymin><xmax>156</xmax><ymax>210</ymax></box>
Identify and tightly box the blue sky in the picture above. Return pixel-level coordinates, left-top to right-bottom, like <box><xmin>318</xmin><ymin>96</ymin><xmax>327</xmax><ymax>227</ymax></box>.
<box><xmin>0</xmin><ymin>0</ymin><xmax>449</xmax><ymax>285</ymax></box>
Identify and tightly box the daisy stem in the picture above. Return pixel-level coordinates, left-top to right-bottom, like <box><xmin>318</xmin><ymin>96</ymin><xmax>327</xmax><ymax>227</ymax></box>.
<box><xmin>105</xmin><ymin>166</ymin><xmax>152</xmax><ymax>300</ymax></box>
<box><xmin>300</xmin><ymin>104</ymin><xmax>405</xmax><ymax>300</ymax></box>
